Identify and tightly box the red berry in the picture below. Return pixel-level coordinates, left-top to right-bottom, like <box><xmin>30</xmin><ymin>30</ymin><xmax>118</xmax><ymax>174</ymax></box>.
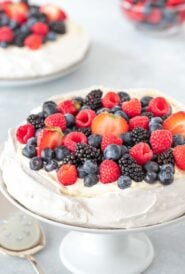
<box><xmin>57</xmin><ymin>164</ymin><xmax>77</xmax><ymax>186</ymax></box>
<box><xmin>130</xmin><ymin>142</ymin><xmax>153</xmax><ymax>165</ymax></box>
<box><xmin>76</xmin><ymin>109</ymin><xmax>96</xmax><ymax>128</ymax></box>
<box><xmin>58</xmin><ymin>100</ymin><xmax>80</xmax><ymax>116</ymax></box>
<box><xmin>129</xmin><ymin>116</ymin><xmax>149</xmax><ymax>130</ymax></box>
<box><xmin>16</xmin><ymin>124</ymin><xmax>35</xmax><ymax>144</ymax></box>
<box><xmin>24</xmin><ymin>34</ymin><xmax>43</xmax><ymax>50</ymax></box>
<box><xmin>147</xmin><ymin>8</ymin><xmax>162</xmax><ymax>24</ymax></box>
<box><xmin>122</xmin><ymin>98</ymin><xmax>141</xmax><ymax>117</ymax></box>
<box><xmin>101</xmin><ymin>134</ymin><xmax>122</xmax><ymax>151</ymax></box>
<box><xmin>39</xmin><ymin>4</ymin><xmax>67</xmax><ymax>22</ymax></box>
<box><xmin>5</xmin><ymin>2</ymin><xmax>28</xmax><ymax>23</ymax></box>
<box><xmin>64</xmin><ymin>132</ymin><xmax>87</xmax><ymax>152</ymax></box>
<box><xmin>102</xmin><ymin>91</ymin><xmax>121</xmax><ymax>108</ymax></box>
<box><xmin>0</xmin><ymin>26</ymin><xmax>14</xmax><ymax>42</ymax></box>
<box><xmin>147</xmin><ymin>97</ymin><xmax>170</xmax><ymax>117</ymax></box>
<box><xmin>31</xmin><ymin>22</ymin><xmax>49</xmax><ymax>36</ymax></box>
<box><xmin>173</xmin><ymin>145</ymin><xmax>185</xmax><ymax>170</ymax></box>
<box><xmin>44</xmin><ymin>113</ymin><xmax>66</xmax><ymax>131</ymax></box>
<box><xmin>100</xmin><ymin>160</ymin><xmax>121</xmax><ymax>184</ymax></box>
<box><xmin>150</xmin><ymin>129</ymin><xmax>172</xmax><ymax>154</ymax></box>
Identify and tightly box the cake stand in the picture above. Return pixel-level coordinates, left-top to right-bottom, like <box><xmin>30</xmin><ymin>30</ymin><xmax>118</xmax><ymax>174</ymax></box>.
<box><xmin>1</xmin><ymin>179</ymin><xmax>185</xmax><ymax>274</ymax></box>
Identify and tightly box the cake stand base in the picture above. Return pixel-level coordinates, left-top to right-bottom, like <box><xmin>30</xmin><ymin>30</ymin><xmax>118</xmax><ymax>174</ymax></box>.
<box><xmin>60</xmin><ymin>231</ymin><xmax>154</xmax><ymax>274</ymax></box>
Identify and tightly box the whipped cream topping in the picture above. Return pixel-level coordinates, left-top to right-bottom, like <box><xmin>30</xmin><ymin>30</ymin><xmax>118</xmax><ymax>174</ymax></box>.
<box><xmin>0</xmin><ymin>20</ymin><xmax>89</xmax><ymax>79</ymax></box>
<box><xmin>1</xmin><ymin>87</ymin><xmax>185</xmax><ymax>229</ymax></box>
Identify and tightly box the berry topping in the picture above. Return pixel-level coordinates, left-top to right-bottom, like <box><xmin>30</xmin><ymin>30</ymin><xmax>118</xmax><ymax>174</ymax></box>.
<box><xmin>88</xmin><ymin>134</ymin><xmax>102</xmax><ymax>148</ymax></box>
<box><xmin>156</xmin><ymin>149</ymin><xmax>174</xmax><ymax>166</ymax></box>
<box><xmin>55</xmin><ymin>146</ymin><xmax>69</xmax><ymax>161</ymax></box>
<box><xmin>30</xmin><ymin>157</ymin><xmax>43</xmax><ymax>171</ymax></box>
<box><xmin>144</xmin><ymin>161</ymin><xmax>159</xmax><ymax>173</ymax></box>
<box><xmin>102</xmin><ymin>91</ymin><xmax>121</xmax><ymax>108</ymax></box>
<box><xmin>104</xmin><ymin>144</ymin><xmax>123</xmax><ymax>160</ymax></box>
<box><xmin>44</xmin><ymin>160</ymin><xmax>58</xmax><ymax>172</ymax></box>
<box><xmin>41</xmin><ymin>148</ymin><xmax>54</xmax><ymax>162</ymax></box>
<box><xmin>144</xmin><ymin>172</ymin><xmax>157</xmax><ymax>184</ymax></box>
<box><xmin>129</xmin><ymin>115</ymin><xmax>149</xmax><ymax>130</ymax></box>
<box><xmin>173</xmin><ymin>145</ymin><xmax>185</xmax><ymax>170</ymax></box>
<box><xmin>27</xmin><ymin>114</ymin><xmax>45</xmax><ymax>130</ymax></box>
<box><xmin>24</xmin><ymin>34</ymin><xmax>43</xmax><ymax>50</ymax></box>
<box><xmin>75</xmin><ymin>143</ymin><xmax>101</xmax><ymax>164</ymax></box>
<box><xmin>5</xmin><ymin>2</ymin><xmax>28</xmax><ymax>23</ymax></box>
<box><xmin>117</xmin><ymin>175</ymin><xmax>132</xmax><ymax>189</ymax></box>
<box><xmin>64</xmin><ymin>132</ymin><xmax>87</xmax><ymax>152</ymax></box>
<box><xmin>100</xmin><ymin>160</ymin><xmax>121</xmax><ymax>184</ymax></box>
<box><xmin>64</xmin><ymin>114</ymin><xmax>75</xmax><ymax>128</ymax></box>
<box><xmin>158</xmin><ymin>170</ymin><xmax>174</xmax><ymax>185</ymax></box>
<box><xmin>118</xmin><ymin>91</ymin><xmax>130</xmax><ymax>103</ymax></box>
<box><xmin>101</xmin><ymin>134</ymin><xmax>122</xmax><ymax>151</ymax></box>
<box><xmin>75</xmin><ymin>109</ymin><xmax>96</xmax><ymax>128</ymax></box>
<box><xmin>91</xmin><ymin>112</ymin><xmax>129</xmax><ymax>137</ymax></box>
<box><xmin>130</xmin><ymin>142</ymin><xmax>153</xmax><ymax>165</ymax></box>
<box><xmin>85</xmin><ymin>89</ymin><xmax>103</xmax><ymax>111</ymax></box>
<box><xmin>83</xmin><ymin>160</ymin><xmax>98</xmax><ymax>175</ymax></box>
<box><xmin>44</xmin><ymin>113</ymin><xmax>66</xmax><ymax>131</ymax></box>
<box><xmin>131</xmin><ymin>127</ymin><xmax>149</xmax><ymax>144</ymax></box>
<box><xmin>58</xmin><ymin>100</ymin><xmax>80</xmax><ymax>116</ymax></box>
<box><xmin>84</xmin><ymin>174</ymin><xmax>99</xmax><ymax>187</ymax></box>
<box><xmin>37</xmin><ymin>128</ymin><xmax>64</xmax><ymax>156</ymax></box>
<box><xmin>140</xmin><ymin>96</ymin><xmax>153</xmax><ymax>107</ymax></box>
<box><xmin>172</xmin><ymin>134</ymin><xmax>185</xmax><ymax>147</ymax></box>
<box><xmin>42</xmin><ymin>101</ymin><xmax>57</xmax><ymax>117</ymax></box>
<box><xmin>22</xmin><ymin>144</ymin><xmax>36</xmax><ymax>158</ymax></box>
<box><xmin>122</xmin><ymin>98</ymin><xmax>141</xmax><ymax>117</ymax></box>
<box><xmin>147</xmin><ymin>97</ymin><xmax>170</xmax><ymax>117</ymax></box>
<box><xmin>31</xmin><ymin>22</ymin><xmax>49</xmax><ymax>36</ymax></box>
<box><xmin>163</xmin><ymin>111</ymin><xmax>185</xmax><ymax>138</ymax></box>
<box><xmin>57</xmin><ymin>164</ymin><xmax>77</xmax><ymax>186</ymax></box>
<box><xmin>16</xmin><ymin>124</ymin><xmax>35</xmax><ymax>144</ymax></box>
<box><xmin>39</xmin><ymin>4</ymin><xmax>67</xmax><ymax>22</ymax></box>
<box><xmin>150</xmin><ymin>129</ymin><xmax>172</xmax><ymax>154</ymax></box>
<box><xmin>0</xmin><ymin>26</ymin><xmax>14</xmax><ymax>42</ymax></box>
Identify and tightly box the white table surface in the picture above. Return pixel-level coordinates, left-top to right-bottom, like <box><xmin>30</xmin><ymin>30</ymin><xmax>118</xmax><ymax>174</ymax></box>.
<box><xmin>1</xmin><ymin>0</ymin><xmax>185</xmax><ymax>273</ymax></box>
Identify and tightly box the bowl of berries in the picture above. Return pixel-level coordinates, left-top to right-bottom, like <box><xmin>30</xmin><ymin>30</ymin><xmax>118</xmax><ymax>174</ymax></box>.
<box><xmin>121</xmin><ymin>0</ymin><xmax>185</xmax><ymax>33</ymax></box>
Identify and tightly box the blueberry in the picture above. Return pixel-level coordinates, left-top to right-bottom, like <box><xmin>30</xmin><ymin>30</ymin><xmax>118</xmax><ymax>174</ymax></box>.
<box><xmin>144</xmin><ymin>161</ymin><xmax>159</xmax><ymax>173</ymax></box>
<box><xmin>74</xmin><ymin>97</ymin><xmax>84</xmax><ymax>106</ymax></box>
<box><xmin>114</xmin><ymin>110</ymin><xmax>129</xmax><ymax>121</ymax></box>
<box><xmin>83</xmin><ymin>160</ymin><xmax>98</xmax><ymax>174</ymax></box>
<box><xmin>96</xmin><ymin>108</ymin><xmax>111</xmax><ymax>114</ymax></box>
<box><xmin>30</xmin><ymin>157</ymin><xmax>43</xmax><ymax>171</ymax></box>
<box><xmin>45</xmin><ymin>31</ymin><xmax>57</xmax><ymax>41</ymax></box>
<box><xmin>42</xmin><ymin>101</ymin><xmax>57</xmax><ymax>117</ymax></box>
<box><xmin>118</xmin><ymin>91</ymin><xmax>130</xmax><ymax>103</ymax></box>
<box><xmin>0</xmin><ymin>42</ymin><xmax>8</xmax><ymax>48</ymax></box>
<box><xmin>41</xmin><ymin>148</ymin><xmax>55</xmax><ymax>162</ymax></box>
<box><xmin>172</xmin><ymin>135</ymin><xmax>185</xmax><ymax>147</ymax></box>
<box><xmin>158</xmin><ymin>170</ymin><xmax>174</xmax><ymax>185</ymax></box>
<box><xmin>55</xmin><ymin>146</ymin><xmax>69</xmax><ymax>161</ymax></box>
<box><xmin>27</xmin><ymin>137</ymin><xmax>37</xmax><ymax>146</ymax></box>
<box><xmin>84</xmin><ymin>174</ymin><xmax>98</xmax><ymax>187</ymax></box>
<box><xmin>26</xmin><ymin>17</ymin><xmax>37</xmax><ymax>28</ymax></box>
<box><xmin>144</xmin><ymin>172</ymin><xmax>157</xmax><ymax>184</ymax></box>
<box><xmin>120</xmin><ymin>132</ymin><xmax>133</xmax><ymax>145</ymax></box>
<box><xmin>141</xmin><ymin>96</ymin><xmax>153</xmax><ymax>107</ymax></box>
<box><xmin>111</xmin><ymin>105</ymin><xmax>122</xmax><ymax>113</ymax></box>
<box><xmin>22</xmin><ymin>145</ymin><xmax>36</xmax><ymax>158</ymax></box>
<box><xmin>20</xmin><ymin>24</ymin><xmax>31</xmax><ymax>33</ymax></box>
<box><xmin>44</xmin><ymin>160</ymin><xmax>58</xmax><ymax>172</ymax></box>
<box><xmin>117</xmin><ymin>176</ymin><xmax>132</xmax><ymax>189</ymax></box>
<box><xmin>149</xmin><ymin>123</ymin><xmax>163</xmax><ymax>132</ymax></box>
<box><xmin>88</xmin><ymin>134</ymin><xmax>102</xmax><ymax>148</ymax></box>
<box><xmin>160</xmin><ymin>164</ymin><xmax>175</xmax><ymax>174</ymax></box>
<box><xmin>104</xmin><ymin>144</ymin><xmax>122</xmax><ymax>160</ymax></box>
<box><xmin>81</xmin><ymin>105</ymin><xmax>91</xmax><ymax>110</ymax></box>
<box><xmin>35</xmin><ymin>129</ymin><xmax>42</xmax><ymax>137</ymax></box>
<box><xmin>121</xmin><ymin>145</ymin><xmax>128</xmax><ymax>155</ymax></box>
<box><xmin>0</xmin><ymin>14</ymin><xmax>9</xmax><ymax>26</ymax></box>
<box><xmin>9</xmin><ymin>20</ymin><xmax>18</xmax><ymax>30</ymax></box>
<box><xmin>77</xmin><ymin>166</ymin><xmax>87</xmax><ymax>178</ymax></box>
<box><xmin>64</xmin><ymin>114</ymin><xmax>75</xmax><ymax>128</ymax></box>
<box><xmin>150</xmin><ymin>117</ymin><xmax>163</xmax><ymax>125</ymax></box>
<box><xmin>64</xmin><ymin>128</ymin><xmax>71</xmax><ymax>135</ymax></box>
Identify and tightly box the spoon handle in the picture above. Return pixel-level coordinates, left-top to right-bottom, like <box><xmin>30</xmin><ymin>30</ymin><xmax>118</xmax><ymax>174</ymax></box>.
<box><xmin>26</xmin><ymin>255</ymin><xmax>44</xmax><ymax>274</ymax></box>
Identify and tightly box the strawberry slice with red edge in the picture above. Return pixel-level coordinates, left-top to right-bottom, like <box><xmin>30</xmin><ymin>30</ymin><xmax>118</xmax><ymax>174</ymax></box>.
<box><xmin>39</xmin><ymin>4</ymin><xmax>67</xmax><ymax>22</ymax></box>
<box><xmin>163</xmin><ymin>111</ymin><xmax>185</xmax><ymax>138</ymax></box>
<box><xmin>5</xmin><ymin>2</ymin><xmax>28</xmax><ymax>24</ymax></box>
<box><xmin>37</xmin><ymin>127</ymin><xmax>64</xmax><ymax>156</ymax></box>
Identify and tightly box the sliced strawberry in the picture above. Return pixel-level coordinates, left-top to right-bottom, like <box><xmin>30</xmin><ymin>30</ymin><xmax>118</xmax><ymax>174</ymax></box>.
<box><xmin>5</xmin><ymin>2</ymin><xmax>28</xmax><ymax>24</ymax></box>
<box><xmin>39</xmin><ymin>4</ymin><xmax>67</xmax><ymax>22</ymax></box>
<box><xmin>163</xmin><ymin>111</ymin><xmax>185</xmax><ymax>138</ymax></box>
<box><xmin>37</xmin><ymin>127</ymin><xmax>64</xmax><ymax>156</ymax></box>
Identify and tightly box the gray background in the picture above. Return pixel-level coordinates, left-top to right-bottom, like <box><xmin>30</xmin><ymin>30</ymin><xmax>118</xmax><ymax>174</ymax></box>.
<box><xmin>1</xmin><ymin>0</ymin><xmax>185</xmax><ymax>273</ymax></box>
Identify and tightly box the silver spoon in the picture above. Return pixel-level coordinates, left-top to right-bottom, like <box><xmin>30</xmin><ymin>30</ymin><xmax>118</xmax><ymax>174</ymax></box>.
<box><xmin>0</xmin><ymin>212</ymin><xmax>45</xmax><ymax>274</ymax></box>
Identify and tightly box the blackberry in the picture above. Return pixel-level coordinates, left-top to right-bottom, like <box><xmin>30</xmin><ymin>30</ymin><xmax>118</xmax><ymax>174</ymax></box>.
<box><xmin>50</xmin><ymin>21</ymin><xmax>66</xmax><ymax>34</ymax></box>
<box><xmin>29</xmin><ymin>13</ymin><xmax>47</xmax><ymax>22</ymax></box>
<box><xmin>60</xmin><ymin>153</ymin><xmax>80</xmax><ymax>167</ymax></box>
<box><xmin>13</xmin><ymin>32</ymin><xmax>28</xmax><ymax>47</ymax></box>
<box><xmin>85</xmin><ymin>89</ymin><xmax>103</xmax><ymax>111</ymax></box>
<box><xmin>77</xmin><ymin>127</ymin><xmax>91</xmax><ymax>137</ymax></box>
<box><xmin>75</xmin><ymin>143</ymin><xmax>102</xmax><ymax>164</ymax></box>
<box><xmin>131</xmin><ymin>127</ymin><xmax>150</xmax><ymax>144</ymax></box>
<box><xmin>157</xmin><ymin>149</ymin><xmax>175</xmax><ymax>166</ymax></box>
<box><xmin>141</xmin><ymin>111</ymin><xmax>153</xmax><ymax>120</ymax></box>
<box><xmin>118</xmin><ymin>154</ymin><xmax>144</xmax><ymax>182</ymax></box>
<box><xmin>27</xmin><ymin>114</ymin><xmax>45</xmax><ymax>130</ymax></box>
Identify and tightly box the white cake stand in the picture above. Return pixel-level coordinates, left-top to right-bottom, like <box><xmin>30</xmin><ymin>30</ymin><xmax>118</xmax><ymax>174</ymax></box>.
<box><xmin>1</xmin><ymin>179</ymin><xmax>185</xmax><ymax>274</ymax></box>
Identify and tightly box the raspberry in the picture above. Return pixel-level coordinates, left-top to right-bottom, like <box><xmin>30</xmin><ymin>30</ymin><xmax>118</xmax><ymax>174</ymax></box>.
<box><xmin>122</xmin><ymin>98</ymin><xmax>141</xmax><ymax>117</ymax></box>
<box><xmin>31</xmin><ymin>22</ymin><xmax>49</xmax><ymax>36</ymax></box>
<box><xmin>57</xmin><ymin>164</ymin><xmax>77</xmax><ymax>186</ymax></box>
<box><xmin>129</xmin><ymin>116</ymin><xmax>149</xmax><ymax>130</ymax></box>
<box><xmin>101</xmin><ymin>134</ymin><xmax>122</xmax><ymax>151</ymax></box>
<box><xmin>100</xmin><ymin>160</ymin><xmax>121</xmax><ymax>183</ymax></box>
<box><xmin>75</xmin><ymin>109</ymin><xmax>96</xmax><ymax>128</ymax></box>
<box><xmin>147</xmin><ymin>97</ymin><xmax>170</xmax><ymax>117</ymax></box>
<box><xmin>16</xmin><ymin>124</ymin><xmax>35</xmax><ymax>144</ymax></box>
<box><xmin>173</xmin><ymin>145</ymin><xmax>185</xmax><ymax>170</ymax></box>
<box><xmin>102</xmin><ymin>91</ymin><xmax>120</xmax><ymax>108</ymax></box>
<box><xmin>130</xmin><ymin>142</ymin><xmax>153</xmax><ymax>165</ymax></box>
<box><xmin>0</xmin><ymin>26</ymin><xmax>14</xmax><ymax>42</ymax></box>
<box><xmin>150</xmin><ymin>130</ymin><xmax>172</xmax><ymax>154</ymax></box>
<box><xmin>24</xmin><ymin>34</ymin><xmax>43</xmax><ymax>50</ymax></box>
<box><xmin>64</xmin><ymin>132</ymin><xmax>87</xmax><ymax>152</ymax></box>
<box><xmin>44</xmin><ymin>113</ymin><xmax>66</xmax><ymax>131</ymax></box>
<box><xmin>58</xmin><ymin>100</ymin><xmax>80</xmax><ymax>116</ymax></box>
